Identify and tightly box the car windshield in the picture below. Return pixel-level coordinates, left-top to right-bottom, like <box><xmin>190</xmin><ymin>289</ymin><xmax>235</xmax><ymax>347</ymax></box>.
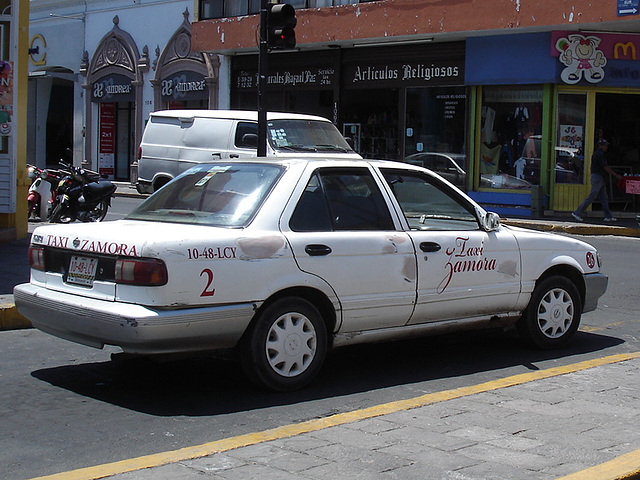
<box><xmin>127</xmin><ymin>163</ymin><xmax>284</xmax><ymax>227</ymax></box>
<box><xmin>268</xmin><ymin>119</ymin><xmax>354</xmax><ymax>153</ymax></box>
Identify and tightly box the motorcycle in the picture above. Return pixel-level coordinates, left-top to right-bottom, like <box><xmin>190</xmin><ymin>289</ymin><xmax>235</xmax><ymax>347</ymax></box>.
<box><xmin>27</xmin><ymin>165</ymin><xmax>61</xmax><ymax>221</ymax></box>
<box><xmin>49</xmin><ymin>161</ymin><xmax>117</xmax><ymax>223</ymax></box>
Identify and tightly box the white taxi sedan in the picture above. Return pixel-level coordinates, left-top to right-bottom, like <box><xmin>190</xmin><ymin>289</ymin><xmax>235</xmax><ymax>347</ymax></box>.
<box><xmin>14</xmin><ymin>158</ymin><xmax>608</xmax><ymax>391</ymax></box>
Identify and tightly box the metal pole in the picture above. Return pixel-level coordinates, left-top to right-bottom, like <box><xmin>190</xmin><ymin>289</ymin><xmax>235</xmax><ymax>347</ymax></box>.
<box><xmin>257</xmin><ymin>0</ymin><xmax>269</xmax><ymax>157</ymax></box>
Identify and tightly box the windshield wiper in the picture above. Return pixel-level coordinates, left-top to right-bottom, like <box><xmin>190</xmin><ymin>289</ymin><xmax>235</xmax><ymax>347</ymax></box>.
<box><xmin>276</xmin><ymin>145</ymin><xmax>318</xmax><ymax>152</ymax></box>
<box><xmin>313</xmin><ymin>144</ymin><xmax>350</xmax><ymax>153</ymax></box>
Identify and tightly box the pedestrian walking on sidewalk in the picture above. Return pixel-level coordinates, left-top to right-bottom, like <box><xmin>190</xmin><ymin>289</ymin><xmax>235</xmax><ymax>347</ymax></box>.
<box><xmin>572</xmin><ymin>139</ymin><xmax>622</xmax><ymax>222</ymax></box>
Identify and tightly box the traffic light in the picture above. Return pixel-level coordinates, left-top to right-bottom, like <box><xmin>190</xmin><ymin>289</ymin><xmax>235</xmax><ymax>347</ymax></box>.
<box><xmin>267</xmin><ymin>3</ymin><xmax>297</xmax><ymax>50</ymax></box>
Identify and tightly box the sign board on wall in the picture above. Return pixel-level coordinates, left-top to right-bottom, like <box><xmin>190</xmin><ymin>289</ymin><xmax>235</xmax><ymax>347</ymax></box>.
<box><xmin>98</xmin><ymin>103</ymin><xmax>115</xmax><ymax>178</ymax></box>
<box><xmin>618</xmin><ymin>0</ymin><xmax>639</xmax><ymax>16</ymax></box>
<box><xmin>234</xmin><ymin>66</ymin><xmax>336</xmax><ymax>91</ymax></box>
<box><xmin>92</xmin><ymin>74</ymin><xmax>134</xmax><ymax>103</ymax></box>
<box><xmin>161</xmin><ymin>71</ymin><xmax>208</xmax><ymax>102</ymax></box>
<box><xmin>342</xmin><ymin>60</ymin><xmax>463</xmax><ymax>88</ymax></box>
<box><xmin>552</xmin><ymin>31</ymin><xmax>640</xmax><ymax>86</ymax></box>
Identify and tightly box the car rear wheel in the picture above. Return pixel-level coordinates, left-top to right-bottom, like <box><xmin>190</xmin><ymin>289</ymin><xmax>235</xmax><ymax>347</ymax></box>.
<box><xmin>241</xmin><ymin>297</ymin><xmax>327</xmax><ymax>391</ymax></box>
<box><xmin>517</xmin><ymin>275</ymin><xmax>581</xmax><ymax>349</ymax></box>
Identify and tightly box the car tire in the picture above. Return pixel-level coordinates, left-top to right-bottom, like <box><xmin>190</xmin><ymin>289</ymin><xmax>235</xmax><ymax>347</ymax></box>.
<box><xmin>241</xmin><ymin>297</ymin><xmax>327</xmax><ymax>391</ymax></box>
<box><xmin>517</xmin><ymin>275</ymin><xmax>581</xmax><ymax>349</ymax></box>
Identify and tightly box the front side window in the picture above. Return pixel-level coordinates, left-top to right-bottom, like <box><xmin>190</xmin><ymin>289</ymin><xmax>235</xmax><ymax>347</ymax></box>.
<box><xmin>235</xmin><ymin>122</ymin><xmax>258</xmax><ymax>148</ymax></box>
<box><xmin>381</xmin><ymin>169</ymin><xmax>478</xmax><ymax>231</ymax></box>
<box><xmin>127</xmin><ymin>163</ymin><xmax>284</xmax><ymax>227</ymax></box>
<box><xmin>290</xmin><ymin>168</ymin><xmax>394</xmax><ymax>231</ymax></box>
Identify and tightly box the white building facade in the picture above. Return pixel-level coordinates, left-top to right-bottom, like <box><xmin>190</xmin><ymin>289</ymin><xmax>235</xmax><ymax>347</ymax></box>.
<box><xmin>29</xmin><ymin>0</ymin><xmax>222</xmax><ymax>181</ymax></box>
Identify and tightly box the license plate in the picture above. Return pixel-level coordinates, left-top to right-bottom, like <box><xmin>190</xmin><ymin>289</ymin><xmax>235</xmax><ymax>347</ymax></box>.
<box><xmin>67</xmin><ymin>256</ymin><xmax>99</xmax><ymax>286</ymax></box>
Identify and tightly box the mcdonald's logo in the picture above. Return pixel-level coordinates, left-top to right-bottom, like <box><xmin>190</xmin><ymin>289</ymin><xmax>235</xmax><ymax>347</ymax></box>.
<box><xmin>614</xmin><ymin>42</ymin><xmax>637</xmax><ymax>60</ymax></box>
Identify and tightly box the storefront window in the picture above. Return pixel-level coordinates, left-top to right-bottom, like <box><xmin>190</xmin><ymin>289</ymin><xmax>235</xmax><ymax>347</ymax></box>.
<box><xmin>555</xmin><ymin>93</ymin><xmax>586</xmax><ymax>184</ymax></box>
<box><xmin>404</xmin><ymin>86</ymin><xmax>467</xmax><ymax>187</ymax></box>
<box><xmin>479</xmin><ymin>86</ymin><xmax>543</xmax><ymax>189</ymax></box>
<box><xmin>342</xmin><ymin>88</ymin><xmax>399</xmax><ymax>160</ymax></box>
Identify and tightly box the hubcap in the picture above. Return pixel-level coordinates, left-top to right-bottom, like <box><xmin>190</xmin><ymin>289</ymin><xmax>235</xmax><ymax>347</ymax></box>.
<box><xmin>266</xmin><ymin>312</ymin><xmax>317</xmax><ymax>377</ymax></box>
<box><xmin>537</xmin><ymin>288</ymin><xmax>574</xmax><ymax>339</ymax></box>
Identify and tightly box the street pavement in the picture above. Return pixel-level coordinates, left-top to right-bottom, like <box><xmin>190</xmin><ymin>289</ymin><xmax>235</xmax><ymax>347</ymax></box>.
<box><xmin>3</xmin><ymin>213</ymin><xmax>640</xmax><ymax>480</ymax></box>
<box><xmin>21</xmin><ymin>353</ymin><xmax>640</xmax><ymax>480</ymax></box>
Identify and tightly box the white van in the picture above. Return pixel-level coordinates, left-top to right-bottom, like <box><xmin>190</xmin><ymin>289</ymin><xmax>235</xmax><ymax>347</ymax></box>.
<box><xmin>136</xmin><ymin>110</ymin><xmax>361</xmax><ymax>193</ymax></box>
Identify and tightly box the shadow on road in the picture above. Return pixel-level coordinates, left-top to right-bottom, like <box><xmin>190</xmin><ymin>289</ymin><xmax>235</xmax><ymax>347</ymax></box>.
<box><xmin>31</xmin><ymin>328</ymin><xmax>625</xmax><ymax>417</ymax></box>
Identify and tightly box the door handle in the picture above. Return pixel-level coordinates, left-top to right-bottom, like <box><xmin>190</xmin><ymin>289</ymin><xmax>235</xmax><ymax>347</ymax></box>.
<box><xmin>305</xmin><ymin>244</ymin><xmax>332</xmax><ymax>256</ymax></box>
<box><xmin>420</xmin><ymin>242</ymin><xmax>441</xmax><ymax>252</ymax></box>
<box><xmin>229</xmin><ymin>154</ymin><xmax>239</xmax><ymax>158</ymax></box>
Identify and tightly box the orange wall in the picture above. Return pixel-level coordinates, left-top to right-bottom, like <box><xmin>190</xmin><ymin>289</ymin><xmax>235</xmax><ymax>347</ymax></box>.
<box><xmin>193</xmin><ymin>0</ymin><xmax>634</xmax><ymax>53</ymax></box>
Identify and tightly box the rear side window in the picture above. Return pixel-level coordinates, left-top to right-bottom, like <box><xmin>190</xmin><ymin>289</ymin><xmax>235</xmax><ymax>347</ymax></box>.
<box><xmin>290</xmin><ymin>167</ymin><xmax>395</xmax><ymax>232</ymax></box>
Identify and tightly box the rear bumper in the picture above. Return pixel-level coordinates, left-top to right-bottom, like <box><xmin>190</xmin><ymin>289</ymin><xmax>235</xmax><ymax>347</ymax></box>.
<box><xmin>13</xmin><ymin>283</ymin><xmax>257</xmax><ymax>355</ymax></box>
<box><xmin>583</xmin><ymin>273</ymin><xmax>608</xmax><ymax>313</ymax></box>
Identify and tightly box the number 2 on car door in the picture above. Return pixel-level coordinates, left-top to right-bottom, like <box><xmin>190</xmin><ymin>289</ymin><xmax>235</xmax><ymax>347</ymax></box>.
<box><xmin>200</xmin><ymin>268</ymin><xmax>215</xmax><ymax>297</ymax></box>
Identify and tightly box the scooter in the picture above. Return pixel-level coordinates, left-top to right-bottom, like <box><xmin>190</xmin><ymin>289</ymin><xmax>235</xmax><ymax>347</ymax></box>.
<box><xmin>27</xmin><ymin>165</ymin><xmax>61</xmax><ymax>221</ymax></box>
<box><xmin>48</xmin><ymin>161</ymin><xmax>117</xmax><ymax>223</ymax></box>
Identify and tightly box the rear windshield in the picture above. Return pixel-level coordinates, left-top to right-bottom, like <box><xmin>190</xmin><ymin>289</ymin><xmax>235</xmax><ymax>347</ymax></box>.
<box><xmin>127</xmin><ymin>163</ymin><xmax>284</xmax><ymax>227</ymax></box>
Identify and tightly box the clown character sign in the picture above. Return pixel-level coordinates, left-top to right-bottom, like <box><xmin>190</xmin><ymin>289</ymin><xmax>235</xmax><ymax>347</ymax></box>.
<box><xmin>556</xmin><ymin>34</ymin><xmax>607</xmax><ymax>84</ymax></box>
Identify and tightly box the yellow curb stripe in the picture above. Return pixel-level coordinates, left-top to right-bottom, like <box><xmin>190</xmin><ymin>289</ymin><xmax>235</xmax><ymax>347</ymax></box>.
<box><xmin>0</xmin><ymin>301</ymin><xmax>32</xmax><ymax>330</ymax></box>
<box><xmin>556</xmin><ymin>448</ymin><xmax>640</xmax><ymax>480</ymax></box>
<box><xmin>27</xmin><ymin>351</ymin><xmax>640</xmax><ymax>480</ymax></box>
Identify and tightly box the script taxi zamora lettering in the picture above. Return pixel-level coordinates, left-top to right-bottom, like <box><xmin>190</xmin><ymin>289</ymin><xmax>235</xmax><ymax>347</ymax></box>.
<box><xmin>438</xmin><ymin>236</ymin><xmax>498</xmax><ymax>294</ymax></box>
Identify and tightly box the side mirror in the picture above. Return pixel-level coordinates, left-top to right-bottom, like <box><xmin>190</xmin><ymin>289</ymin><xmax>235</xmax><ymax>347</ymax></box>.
<box><xmin>481</xmin><ymin>212</ymin><xmax>501</xmax><ymax>232</ymax></box>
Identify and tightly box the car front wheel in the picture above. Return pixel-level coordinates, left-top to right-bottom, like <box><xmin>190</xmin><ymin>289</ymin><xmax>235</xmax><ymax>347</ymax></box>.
<box><xmin>517</xmin><ymin>276</ymin><xmax>581</xmax><ymax>349</ymax></box>
<box><xmin>241</xmin><ymin>297</ymin><xmax>327</xmax><ymax>391</ymax></box>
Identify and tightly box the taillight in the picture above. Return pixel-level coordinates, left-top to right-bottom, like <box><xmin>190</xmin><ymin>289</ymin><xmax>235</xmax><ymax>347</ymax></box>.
<box><xmin>28</xmin><ymin>246</ymin><xmax>46</xmax><ymax>271</ymax></box>
<box><xmin>137</xmin><ymin>146</ymin><xmax>142</xmax><ymax>161</ymax></box>
<box><xmin>115</xmin><ymin>258</ymin><xmax>168</xmax><ymax>286</ymax></box>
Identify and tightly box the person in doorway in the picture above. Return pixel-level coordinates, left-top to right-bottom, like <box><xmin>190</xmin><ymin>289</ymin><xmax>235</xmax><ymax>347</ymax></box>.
<box><xmin>572</xmin><ymin>139</ymin><xmax>622</xmax><ymax>222</ymax></box>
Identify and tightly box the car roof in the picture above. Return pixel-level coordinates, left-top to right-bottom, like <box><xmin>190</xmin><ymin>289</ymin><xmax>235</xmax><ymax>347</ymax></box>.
<box><xmin>186</xmin><ymin>157</ymin><xmax>439</xmax><ymax>176</ymax></box>
<box><xmin>148</xmin><ymin>109</ymin><xmax>333</xmax><ymax>122</ymax></box>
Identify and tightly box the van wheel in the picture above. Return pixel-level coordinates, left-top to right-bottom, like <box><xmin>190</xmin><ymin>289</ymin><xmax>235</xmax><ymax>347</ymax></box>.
<box><xmin>517</xmin><ymin>276</ymin><xmax>581</xmax><ymax>349</ymax></box>
<box><xmin>153</xmin><ymin>178</ymin><xmax>170</xmax><ymax>192</ymax></box>
<box><xmin>241</xmin><ymin>297</ymin><xmax>327</xmax><ymax>391</ymax></box>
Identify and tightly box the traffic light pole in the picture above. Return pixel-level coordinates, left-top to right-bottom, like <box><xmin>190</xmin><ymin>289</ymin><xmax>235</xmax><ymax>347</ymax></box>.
<box><xmin>257</xmin><ymin>0</ymin><xmax>269</xmax><ymax>157</ymax></box>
